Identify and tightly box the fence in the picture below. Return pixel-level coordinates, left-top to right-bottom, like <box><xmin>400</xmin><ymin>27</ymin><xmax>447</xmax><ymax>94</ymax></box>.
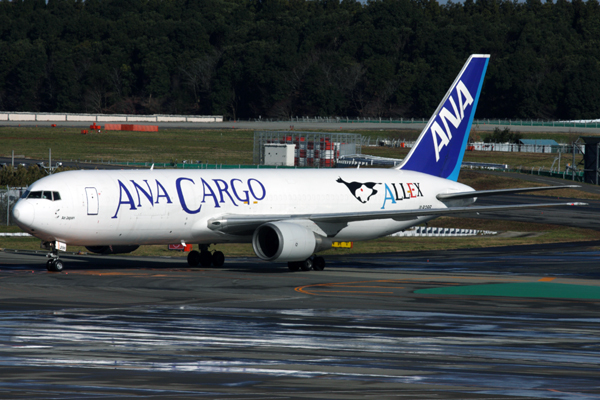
<box><xmin>511</xmin><ymin>167</ymin><xmax>585</xmax><ymax>181</ymax></box>
<box><xmin>370</xmin><ymin>139</ymin><xmax>582</xmax><ymax>155</ymax></box>
<box><xmin>0</xmin><ymin>187</ymin><xmax>27</xmax><ymax>226</ymax></box>
<box><xmin>284</xmin><ymin>117</ymin><xmax>600</xmax><ymax>129</ymax></box>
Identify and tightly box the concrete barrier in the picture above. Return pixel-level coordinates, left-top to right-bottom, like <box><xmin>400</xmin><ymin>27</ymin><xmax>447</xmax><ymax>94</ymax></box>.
<box><xmin>67</xmin><ymin>114</ymin><xmax>97</xmax><ymax>122</ymax></box>
<box><xmin>9</xmin><ymin>113</ymin><xmax>36</xmax><ymax>121</ymax></box>
<box><xmin>0</xmin><ymin>111</ymin><xmax>223</xmax><ymax>123</ymax></box>
<box><xmin>187</xmin><ymin>116</ymin><xmax>223</xmax><ymax>122</ymax></box>
<box><xmin>157</xmin><ymin>116</ymin><xmax>186</xmax><ymax>122</ymax></box>
<box><xmin>97</xmin><ymin>115</ymin><xmax>127</xmax><ymax>122</ymax></box>
<box><xmin>37</xmin><ymin>114</ymin><xmax>66</xmax><ymax>121</ymax></box>
<box><xmin>127</xmin><ymin>116</ymin><xmax>157</xmax><ymax>122</ymax></box>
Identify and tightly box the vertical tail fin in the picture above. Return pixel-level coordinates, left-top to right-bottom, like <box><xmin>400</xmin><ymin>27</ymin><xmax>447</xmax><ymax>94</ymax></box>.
<box><xmin>398</xmin><ymin>54</ymin><xmax>489</xmax><ymax>181</ymax></box>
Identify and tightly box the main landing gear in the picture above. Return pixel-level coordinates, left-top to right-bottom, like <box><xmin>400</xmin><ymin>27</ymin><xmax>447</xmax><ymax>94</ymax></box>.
<box><xmin>187</xmin><ymin>245</ymin><xmax>225</xmax><ymax>268</ymax></box>
<box><xmin>288</xmin><ymin>255</ymin><xmax>325</xmax><ymax>272</ymax></box>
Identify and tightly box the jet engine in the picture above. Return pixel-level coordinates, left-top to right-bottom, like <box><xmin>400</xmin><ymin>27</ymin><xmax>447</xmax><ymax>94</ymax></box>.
<box><xmin>252</xmin><ymin>221</ymin><xmax>331</xmax><ymax>262</ymax></box>
<box><xmin>85</xmin><ymin>245</ymin><xmax>140</xmax><ymax>255</ymax></box>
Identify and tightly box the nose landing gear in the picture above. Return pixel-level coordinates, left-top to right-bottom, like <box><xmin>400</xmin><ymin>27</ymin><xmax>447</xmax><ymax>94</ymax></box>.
<box><xmin>43</xmin><ymin>242</ymin><xmax>64</xmax><ymax>272</ymax></box>
<box><xmin>46</xmin><ymin>257</ymin><xmax>64</xmax><ymax>272</ymax></box>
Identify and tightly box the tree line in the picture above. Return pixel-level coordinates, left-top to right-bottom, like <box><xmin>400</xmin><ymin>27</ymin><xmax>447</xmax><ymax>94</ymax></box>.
<box><xmin>0</xmin><ymin>165</ymin><xmax>75</xmax><ymax>187</ymax></box>
<box><xmin>0</xmin><ymin>0</ymin><xmax>599</xmax><ymax>120</ymax></box>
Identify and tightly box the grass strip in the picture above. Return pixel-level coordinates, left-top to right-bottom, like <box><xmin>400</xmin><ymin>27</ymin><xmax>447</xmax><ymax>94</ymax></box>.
<box><xmin>416</xmin><ymin>282</ymin><xmax>600</xmax><ymax>300</ymax></box>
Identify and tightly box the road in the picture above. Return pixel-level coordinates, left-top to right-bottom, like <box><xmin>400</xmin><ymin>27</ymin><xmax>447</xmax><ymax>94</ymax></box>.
<box><xmin>2</xmin><ymin>119</ymin><xmax>600</xmax><ymax>134</ymax></box>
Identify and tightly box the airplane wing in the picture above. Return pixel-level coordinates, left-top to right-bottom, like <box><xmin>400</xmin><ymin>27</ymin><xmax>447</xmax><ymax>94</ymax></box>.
<box><xmin>208</xmin><ymin>201</ymin><xmax>587</xmax><ymax>235</ymax></box>
<box><xmin>437</xmin><ymin>185</ymin><xmax>581</xmax><ymax>200</ymax></box>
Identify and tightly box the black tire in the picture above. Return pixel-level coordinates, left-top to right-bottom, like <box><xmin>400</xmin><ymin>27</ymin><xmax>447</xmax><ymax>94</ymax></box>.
<box><xmin>187</xmin><ymin>250</ymin><xmax>201</xmax><ymax>267</ymax></box>
<box><xmin>199</xmin><ymin>251</ymin><xmax>213</xmax><ymax>267</ymax></box>
<box><xmin>53</xmin><ymin>260</ymin><xmax>64</xmax><ymax>272</ymax></box>
<box><xmin>313</xmin><ymin>256</ymin><xmax>325</xmax><ymax>271</ymax></box>
<box><xmin>288</xmin><ymin>262</ymin><xmax>301</xmax><ymax>272</ymax></box>
<box><xmin>300</xmin><ymin>258</ymin><xmax>313</xmax><ymax>271</ymax></box>
<box><xmin>46</xmin><ymin>259</ymin><xmax>54</xmax><ymax>271</ymax></box>
<box><xmin>212</xmin><ymin>251</ymin><xmax>225</xmax><ymax>267</ymax></box>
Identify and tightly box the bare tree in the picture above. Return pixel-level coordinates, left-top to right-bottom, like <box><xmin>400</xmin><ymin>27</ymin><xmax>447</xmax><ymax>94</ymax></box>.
<box><xmin>84</xmin><ymin>88</ymin><xmax>103</xmax><ymax>113</ymax></box>
<box><xmin>109</xmin><ymin>67</ymin><xmax>122</xmax><ymax>99</ymax></box>
<box><xmin>180</xmin><ymin>51</ymin><xmax>222</xmax><ymax>107</ymax></box>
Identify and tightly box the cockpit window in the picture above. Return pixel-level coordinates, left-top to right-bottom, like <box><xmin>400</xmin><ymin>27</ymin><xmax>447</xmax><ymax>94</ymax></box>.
<box><xmin>25</xmin><ymin>191</ymin><xmax>61</xmax><ymax>201</ymax></box>
<box><xmin>21</xmin><ymin>190</ymin><xmax>30</xmax><ymax>199</ymax></box>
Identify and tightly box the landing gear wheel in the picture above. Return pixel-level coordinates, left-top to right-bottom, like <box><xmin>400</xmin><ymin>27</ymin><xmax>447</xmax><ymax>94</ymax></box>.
<box><xmin>47</xmin><ymin>259</ymin><xmax>63</xmax><ymax>272</ymax></box>
<box><xmin>199</xmin><ymin>251</ymin><xmax>213</xmax><ymax>267</ymax></box>
<box><xmin>313</xmin><ymin>256</ymin><xmax>325</xmax><ymax>271</ymax></box>
<box><xmin>187</xmin><ymin>250</ymin><xmax>201</xmax><ymax>267</ymax></box>
<box><xmin>212</xmin><ymin>251</ymin><xmax>225</xmax><ymax>267</ymax></box>
<box><xmin>300</xmin><ymin>258</ymin><xmax>313</xmax><ymax>271</ymax></box>
<box><xmin>288</xmin><ymin>261</ymin><xmax>301</xmax><ymax>272</ymax></box>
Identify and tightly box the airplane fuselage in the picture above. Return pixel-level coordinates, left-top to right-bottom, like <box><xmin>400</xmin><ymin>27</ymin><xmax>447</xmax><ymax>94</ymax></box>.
<box><xmin>13</xmin><ymin>168</ymin><xmax>474</xmax><ymax>246</ymax></box>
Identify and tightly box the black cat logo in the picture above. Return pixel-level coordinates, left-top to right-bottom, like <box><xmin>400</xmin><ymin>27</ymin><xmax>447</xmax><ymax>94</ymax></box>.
<box><xmin>336</xmin><ymin>177</ymin><xmax>379</xmax><ymax>203</ymax></box>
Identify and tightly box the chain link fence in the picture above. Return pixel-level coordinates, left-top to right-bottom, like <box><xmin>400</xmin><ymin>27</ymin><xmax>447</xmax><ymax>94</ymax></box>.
<box><xmin>0</xmin><ymin>187</ymin><xmax>27</xmax><ymax>226</ymax></box>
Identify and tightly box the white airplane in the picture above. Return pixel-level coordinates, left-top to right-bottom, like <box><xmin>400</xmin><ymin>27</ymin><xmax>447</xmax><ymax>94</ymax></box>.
<box><xmin>12</xmin><ymin>54</ymin><xmax>585</xmax><ymax>272</ymax></box>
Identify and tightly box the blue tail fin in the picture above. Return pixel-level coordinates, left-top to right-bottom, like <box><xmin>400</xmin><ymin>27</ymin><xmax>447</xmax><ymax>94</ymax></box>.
<box><xmin>398</xmin><ymin>54</ymin><xmax>489</xmax><ymax>181</ymax></box>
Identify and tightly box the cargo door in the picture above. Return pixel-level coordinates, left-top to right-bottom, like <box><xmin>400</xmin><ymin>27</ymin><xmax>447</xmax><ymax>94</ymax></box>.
<box><xmin>85</xmin><ymin>187</ymin><xmax>99</xmax><ymax>215</ymax></box>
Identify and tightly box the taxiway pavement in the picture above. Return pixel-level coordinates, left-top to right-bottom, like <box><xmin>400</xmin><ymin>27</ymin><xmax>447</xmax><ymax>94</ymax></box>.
<box><xmin>1</xmin><ymin>243</ymin><xmax>600</xmax><ymax>399</ymax></box>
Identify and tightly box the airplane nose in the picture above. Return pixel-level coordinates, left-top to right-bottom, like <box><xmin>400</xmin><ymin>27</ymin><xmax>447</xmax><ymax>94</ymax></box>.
<box><xmin>12</xmin><ymin>200</ymin><xmax>35</xmax><ymax>228</ymax></box>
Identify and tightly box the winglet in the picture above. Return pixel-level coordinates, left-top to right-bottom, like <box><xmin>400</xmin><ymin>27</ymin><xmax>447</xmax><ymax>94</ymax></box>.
<box><xmin>398</xmin><ymin>54</ymin><xmax>489</xmax><ymax>181</ymax></box>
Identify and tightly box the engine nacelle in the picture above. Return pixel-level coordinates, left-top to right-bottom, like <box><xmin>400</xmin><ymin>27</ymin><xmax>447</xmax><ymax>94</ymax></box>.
<box><xmin>252</xmin><ymin>221</ymin><xmax>331</xmax><ymax>262</ymax></box>
<box><xmin>85</xmin><ymin>245</ymin><xmax>140</xmax><ymax>255</ymax></box>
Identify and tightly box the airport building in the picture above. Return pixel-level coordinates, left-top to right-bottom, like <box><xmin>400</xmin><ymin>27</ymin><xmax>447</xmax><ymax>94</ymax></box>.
<box><xmin>253</xmin><ymin>131</ymin><xmax>362</xmax><ymax>167</ymax></box>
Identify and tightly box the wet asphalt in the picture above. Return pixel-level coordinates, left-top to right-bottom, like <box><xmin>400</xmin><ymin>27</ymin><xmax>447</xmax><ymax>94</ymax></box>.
<box><xmin>1</xmin><ymin>243</ymin><xmax>600</xmax><ymax>399</ymax></box>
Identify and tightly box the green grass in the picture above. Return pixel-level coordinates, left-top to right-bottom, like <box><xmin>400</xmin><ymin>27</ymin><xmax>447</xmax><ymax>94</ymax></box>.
<box><xmin>415</xmin><ymin>282</ymin><xmax>600</xmax><ymax>299</ymax></box>
<box><xmin>0</xmin><ymin>127</ymin><xmax>255</xmax><ymax>165</ymax></box>
<box><xmin>1</xmin><ymin>126</ymin><xmax>586</xmax><ymax>170</ymax></box>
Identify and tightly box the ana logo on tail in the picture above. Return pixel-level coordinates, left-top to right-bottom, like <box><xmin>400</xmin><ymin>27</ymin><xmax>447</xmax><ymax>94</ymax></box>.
<box><xmin>431</xmin><ymin>80</ymin><xmax>474</xmax><ymax>162</ymax></box>
<box><xmin>337</xmin><ymin>177</ymin><xmax>379</xmax><ymax>203</ymax></box>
